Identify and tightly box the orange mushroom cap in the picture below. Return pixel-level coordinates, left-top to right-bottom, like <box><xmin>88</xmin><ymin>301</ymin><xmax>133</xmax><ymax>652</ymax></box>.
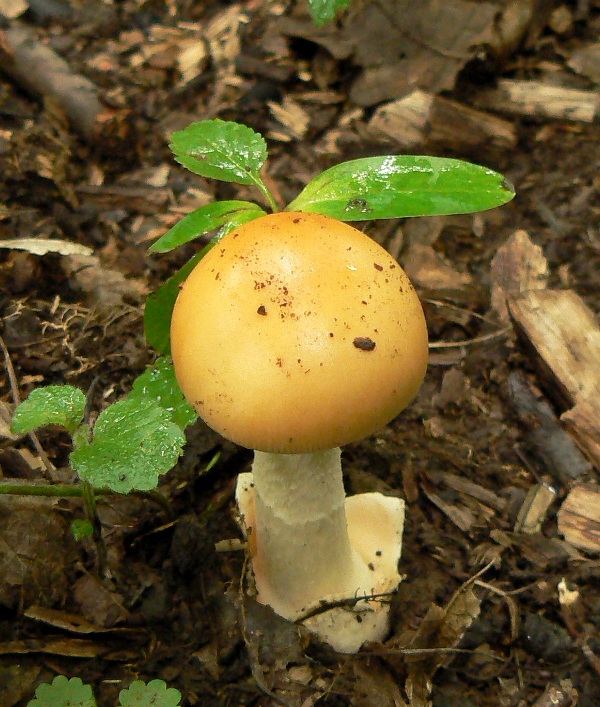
<box><xmin>171</xmin><ymin>211</ymin><xmax>428</xmax><ymax>453</ymax></box>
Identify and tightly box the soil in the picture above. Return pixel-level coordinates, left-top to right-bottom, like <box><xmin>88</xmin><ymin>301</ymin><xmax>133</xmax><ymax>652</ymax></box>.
<box><xmin>0</xmin><ymin>1</ymin><xmax>599</xmax><ymax>705</ymax></box>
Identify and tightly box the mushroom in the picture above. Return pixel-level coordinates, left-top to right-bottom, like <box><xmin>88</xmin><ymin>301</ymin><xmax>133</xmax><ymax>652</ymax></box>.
<box><xmin>170</xmin><ymin>211</ymin><xmax>428</xmax><ymax>652</ymax></box>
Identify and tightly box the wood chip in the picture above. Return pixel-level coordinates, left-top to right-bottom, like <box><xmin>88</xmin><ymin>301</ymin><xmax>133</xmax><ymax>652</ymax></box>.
<box><xmin>514</xmin><ymin>483</ymin><xmax>557</xmax><ymax>535</ymax></box>
<box><xmin>369</xmin><ymin>90</ymin><xmax>516</xmax><ymax>155</ymax></box>
<box><xmin>509</xmin><ymin>289</ymin><xmax>600</xmax><ymax>467</ymax></box>
<box><xmin>557</xmin><ymin>485</ymin><xmax>600</xmax><ymax>553</ymax></box>
<box><xmin>403</xmin><ymin>244</ymin><xmax>472</xmax><ymax>290</ymax></box>
<box><xmin>568</xmin><ymin>41</ymin><xmax>600</xmax><ymax>84</ymax></box>
<box><xmin>490</xmin><ymin>231</ymin><xmax>549</xmax><ymax>323</ymax></box>
<box><xmin>476</xmin><ymin>79</ymin><xmax>600</xmax><ymax>123</ymax></box>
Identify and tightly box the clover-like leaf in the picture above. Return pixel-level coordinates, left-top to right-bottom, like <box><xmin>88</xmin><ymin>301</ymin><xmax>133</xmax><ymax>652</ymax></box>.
<box><xmin>309</xmin><ymin>0</ymin><xmax>352</xmax><ymax>27</ymax></box>
<box><xmin>12</xmin><ymin>386</ymin><xmax>86</xmax><ymax>435</ymax></box>
<box><xmin>287</xmin><ymin>155</ymin><xmax>515</xmax><ymax>220</ymax></box>
<box><xmin>149</xmin><ymin>200</ymin><xmax>265</xmax><ymax>253</ymax></box>
<box><xmin>28</xmin><ymin>675</ymin><xmax>96</xmax><ymax>707</ymax></box>
<box><xmin>118</xmin><ymin>679</ymin><xmax>181</xmax><ymax>707</ymax></box>
<box><xmin>130</xmin><ymin>357</ymin><xmax>196</xmax><ymax>430</ymax></box>
<box><xmin>70</xmin><ymin>397</ymin><xmax>185</xmax><ymax>493</ymax></box>
<box><xmin>170</xmin><ymin>119</ymin><xmax>267</xmax><ymax>186</ymax></box>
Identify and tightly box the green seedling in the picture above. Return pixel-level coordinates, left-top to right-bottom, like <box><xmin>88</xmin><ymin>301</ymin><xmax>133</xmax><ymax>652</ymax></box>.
<box><xmin>144</xmin><ymin>118</ymin><xmax>514</xmax><ymax>354</ymax></box>
<box><xmin>4</xmin><ymin>358</ymin><xmax>194</xmax><ymax>571</ymax></box>
<box><xmin>27</xmin><ymin>675</ymin><xmax>181</xmax><ymax>707</ymax></box>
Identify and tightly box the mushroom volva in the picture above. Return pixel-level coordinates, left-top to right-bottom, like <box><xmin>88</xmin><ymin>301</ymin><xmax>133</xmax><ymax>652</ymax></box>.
<box><xmin>170</xmin><ymin>211</ymin><xmax>428</xmax><ymax>652</ymax></box>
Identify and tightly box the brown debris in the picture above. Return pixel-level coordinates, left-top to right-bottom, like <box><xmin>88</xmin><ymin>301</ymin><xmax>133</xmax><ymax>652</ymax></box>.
<box><xmin>490</xmin><ymin>230</ymin><xmax>549</xmax><ymax>324</ymax></box>
<box><xmin>369</xmin><ymin>90</ymin><xmax>517</xmax><ymax>156</ymax></box>
<box><xmin>558</xmin><ymin>485</ymin><xmax>600</xmax><ymax>553</ymax></box>
<box><xmin>476</xmin><ymin>79</ymin><xmax>600</xmax><ymax>123</ymax></box>
<box><xmin>0</xmin><ymin>23</ymin><xmax>130</xmax><ymax>142</ymax></box>
<box><xmin>509</xmin><ymin>289</ymin><xmax>600</xmax><ymax>468</ymax></box>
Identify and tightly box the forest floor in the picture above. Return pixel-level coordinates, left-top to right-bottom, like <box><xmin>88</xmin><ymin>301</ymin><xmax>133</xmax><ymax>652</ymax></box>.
<box><xmin>0</xmin><ymin>1</ymin><xmax>599</xmax><ymax>705</ymax></box>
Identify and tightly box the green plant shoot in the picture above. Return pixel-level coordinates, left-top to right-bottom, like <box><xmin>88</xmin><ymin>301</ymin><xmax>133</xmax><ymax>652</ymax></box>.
<box><xmin>145</xmin><ymin>119</ymin><xmax>514</xmax><ymax>354</ymax></box>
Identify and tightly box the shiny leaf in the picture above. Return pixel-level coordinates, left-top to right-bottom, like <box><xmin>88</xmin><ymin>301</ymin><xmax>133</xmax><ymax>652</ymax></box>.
<box><xmin>12</xmin><ymin>386</ymin><xmax>86</xmax><ymax>435</ymax></box>
<box><xmin>287</xmin><ymin>156</ymin><xmax>515</xmax><ymax>220</ymax></box>
<box><xmin>170</xmin><ymin>119</ymin><xmax>267</xmax><ymax>186</ymax></box>
<box><xmin>130</xmin><ymin>357</ymin><xmax>196</xmax><ymax>430</ymax></box>
<box><xmin>70</xmin><ymin>397</ymin><xmax>184</xmax><ymax>493</ymax></box>
<box><xmin>149</xmin><ymin>200</ymin><xmax>265</xmax><ymax>253</ymax></box>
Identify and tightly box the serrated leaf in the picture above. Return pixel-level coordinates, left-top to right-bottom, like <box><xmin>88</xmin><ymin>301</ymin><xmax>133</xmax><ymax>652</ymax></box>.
<box><xmin>287</xmin><ymin>156</ymin><xmax>515</xmax><ymax>220</ymax></box>
<box><xmin>119</xmin><ymin>679</ymin><xmax>181</xmax><ymax>707</ymax></box>
<box><xmin>28</xmin><ymin>675</ymin><xmax>96</xmax><ymax>707</ymax></box>
<box><xmin>70</xmin><ymin>397</ymin><xmax>185</xmax><ymax>493</ymax></box>
<box><xmin>130</xmin><ymin>356</ymin><xmax>196</xmax><ymax>430</ymax></box>
<box><xmin>309</xmin><ymin>0</ymin><xmax>352</xmax><ymax>27</ymax></box>
<box><xmin>12</xmin><ymin>386</ymin><xmax>86</xmax><ymax>435</ymax></box>
<box><xmin>170</xmin><ymin>119</ymin><xmax>267</xmax><ymax>186</ymax></box>
<box><xmin>149</xmin><ymin>200</ymin><xmax>265</xmax><ymax>253</ymax></box>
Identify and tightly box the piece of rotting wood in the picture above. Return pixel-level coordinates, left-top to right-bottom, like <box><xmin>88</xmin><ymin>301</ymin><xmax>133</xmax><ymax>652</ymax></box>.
<box><xmin>0</xmin><ymin>23</ymin><xmax>130</xmax><ymax>143</ymax></box>
<box><xmin>514</xmin><ymin>483</ymin><xmax>557</xmax><ymax>535</ymax></box>
<box><xmin>509</xmin><ymin>289</ymin><xmax>600</xmax><ymax>468</ymax></box>
<box><xmin>506</xmin><ymin>371</ymin><xmax>592</xmax><ymax>484</ymax></box>
<box><xmin>557</xmin><ymin>485</ymin><xmax>600</xmax><ymax>553</ymax></box>
<box><xmin>476</xmin><ymin>79</ymin><xmax>600</xmax><ymax>123</ymax></box>
<box><xmin>368</xmin><ymin>89</ymin><xmax>517</xmax><ymax>155</ymax></box>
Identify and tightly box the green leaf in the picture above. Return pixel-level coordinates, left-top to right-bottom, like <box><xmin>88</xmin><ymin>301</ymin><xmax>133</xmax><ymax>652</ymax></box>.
<box><xmin>70</xmin><ymin>519</ymin><xmax>94</xmax><ymax>541</ymax></box>
<box><xmin>170</xmin><ymin>119</ymin><xmax>267</xmax><ymax>186</ymax></box>
<box><xmin>144</xmin><ymin>252</ymin><xmax>203</xmax><ymax>355</ymax></box>
<box><xmin>12</xmin><ymin>386</ymin><xmax>86</xmax><ymax>435</ymax></box>
<box><xmin>149</xmin><ymin>200</ymin><xmax>266</xmax><ymax>253</ymax></box>
<box><xmin>119</xmin><ymin>679</ymin><xmax>181</xmax><ymax>707</ymax></box>
<box><xmin>287</xmin><ymin>156</ymin><xmax>515</xmax><ymax>220</ymax></box>
<box><xmin>28</xmin><ymin>675</ymin><xmax>96</xmax><ymax>707</ymax></box>
<box><xmin>70</xmin><ymin>397</ymin><xmax>185</xmax><ymax>493</ymax></box>
<box><xmin>130</xmin><ymin>357</ymin><xmax>196</xmax><ymax>430</ymax></box>
<box><xmin>146</xmin><ymin>208</ymin><xmax>248</xmax><ymax>354</ymax></box>
<box><xmin>309</xmin><ymin>0</ymin><xmax>352</xmax><ymax>27</ymax></box>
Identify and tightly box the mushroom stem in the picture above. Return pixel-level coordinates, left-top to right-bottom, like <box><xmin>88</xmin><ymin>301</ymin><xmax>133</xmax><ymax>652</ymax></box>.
<box><xmin>247</xmin><ymin>448</ymin><xmax>374</xmax><ymax>618</ymax></box>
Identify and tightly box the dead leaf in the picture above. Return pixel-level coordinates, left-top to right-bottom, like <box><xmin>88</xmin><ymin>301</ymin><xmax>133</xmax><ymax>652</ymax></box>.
<box><xmin>404</xmin><ymin>586</ymin><xmax>481</xmax><ymax>705</ymax></box>
<box><xmin>0</xmin><ymin>495</ymin><xmax>73</xmax><ymax>609</ymax></box>
<box><xmin>62</xmin><ymin>254</ymin><xmax>147</xmax><ymax>310</ymax></box>
<box><xmin>0</xmin><ymin>238</ymin><xmax>93</xmax><ymax>257</ymax></box>
<box><xmin>73</xmin><ymin>574</ymin><xmax>128</xmax><ymax>628</ymax></box>
<box><xmin>403</xmin><ymin>244</ymin><xmax>472</xmax><ymax>290</ymax></box>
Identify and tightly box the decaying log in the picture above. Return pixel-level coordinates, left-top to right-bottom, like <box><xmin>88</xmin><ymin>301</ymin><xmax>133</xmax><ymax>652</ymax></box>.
<box><xmin>0</xmin><ymin>23</ymin><xmax>130</xmax><ymax>142</ymax></box>
<box><xmin>506</xmin><ymin>371</ymin><xmax>592</xmax><ymax>484</ymax></box>
<box><xmin>368</xmin><ymin>89</ymin><xmax>517</xmax><ymax>155</ymax></box>
<box><xmin>476</xmin><ymin>79</ymin><xmax>600</xmax><ymax>123</ymax></box>
<box><xmin>557</xmin><ymin>485</ymin><xmax>600</xmax><ymax>553</ymax></box>
<box><xmin>509</xmin><ymin>290</ymin><xmax>600</xmax><ymax>468</ymax></box>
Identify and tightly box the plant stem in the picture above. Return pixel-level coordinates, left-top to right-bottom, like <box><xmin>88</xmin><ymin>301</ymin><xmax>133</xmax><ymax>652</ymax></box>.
<box><xmin>0</xmin><ymin>482</ymin><xmax>171</xmax><ymax>512</ymax></box>
<box><xmin>81</xmin><ymin>479</ymin><xmax>108</xmax><ymax>576</ymax></box>
<box><xmin>254</xmin><ymin>177</ymin><xmax>279</xmax><ymax>213</ymax></box>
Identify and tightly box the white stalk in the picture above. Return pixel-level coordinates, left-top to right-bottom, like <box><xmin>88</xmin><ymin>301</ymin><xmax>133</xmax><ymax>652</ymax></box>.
<box><xmin>249</xmin><ymin>448</ymin><xmax>373</xmax><ymax>618</ymax></box>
